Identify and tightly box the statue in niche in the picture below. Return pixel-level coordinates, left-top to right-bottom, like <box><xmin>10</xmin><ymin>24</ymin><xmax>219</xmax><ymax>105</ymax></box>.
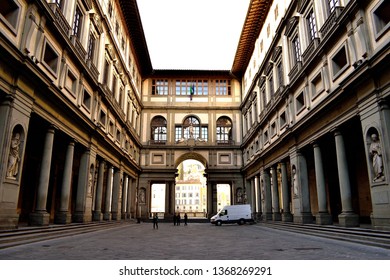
<box><xmin>236</xmin><ymin>188</ymin><xmax>243</xmax><ymax>204</ymax></box>
<box><xmin>188</xmin><ymin>122</ymin><xmax>194</xmax><ymax>139</ymax></box>
<box><xmin>292</xmin><ymin>165</ymin><xmax>298</xmax><ymax>197</ymax></box>
<box><xmin>139</xmin><ymin>188</ymin><xmax>146</xmax><ymax>204</ymax></box>
<box><xmin>6</xmin><ymin>132</ymin><xmax>21</xmax><ymax>179</ymax></box>
<box><xmin>88</xmin><ymin>169</ymin><xmax>93</xmax><ymax>194</ymax></box>
<box><xmin>369</xmin><ymin>133</ymin><xmax>385</xmax><ymax>182</ymax></box>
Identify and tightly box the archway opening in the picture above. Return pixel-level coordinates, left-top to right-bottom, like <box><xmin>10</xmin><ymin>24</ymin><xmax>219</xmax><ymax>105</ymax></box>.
<box><xmin>151</xmin><ymin>183</ymin><xmax>166</xmax><ymax>216</ymax></box>
<box><xmin>175</xmin><ymin>159</ymin><xmax>207</xmax><ymax>218</ymax></box>
<box><xmin>217</xmin><ymin>184</ymin><xmax>231</xmax><ymax>212</ymax></box>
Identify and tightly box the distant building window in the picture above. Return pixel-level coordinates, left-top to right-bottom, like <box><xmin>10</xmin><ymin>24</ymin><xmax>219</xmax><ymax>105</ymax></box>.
<box><xmin>0</xmin><ymin>0</ymin><xmax>21</xmax><ymax>31</ymax></box>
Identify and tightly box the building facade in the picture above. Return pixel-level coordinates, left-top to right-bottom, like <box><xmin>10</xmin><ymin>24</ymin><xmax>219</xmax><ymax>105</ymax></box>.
<box><xmin>0</xmin><ymin>0</ymin><xmax>389</xmax><ymax>230</ymax></box>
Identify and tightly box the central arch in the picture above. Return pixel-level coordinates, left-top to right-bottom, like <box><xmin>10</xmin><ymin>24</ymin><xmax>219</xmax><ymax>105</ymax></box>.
<box><xmin>174</xmin><ymin>152</ymin><xmax>208</xmax><ymax>169</ymax></box>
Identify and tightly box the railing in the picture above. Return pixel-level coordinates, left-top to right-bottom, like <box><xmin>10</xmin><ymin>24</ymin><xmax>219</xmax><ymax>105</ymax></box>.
<box><xmin>71</xmin><ymin>35</ymin><xmax>87</xmax><ymax>61</ymax></box>
<box><xmin>49</xmin><ymin>4</ymin><xmax>71</xmax><ymax>36</ymax></box>
<box><xmin>320</xmin><ymin>7</ymin><xmax>345</xmax><ymax>39</ymax></box>
<box><xmin>288</xmin><ymin>61</ymin><xmax>302</xmax><ymax>81</ymax></box>
<box><xmin>302</xmin><ymin>38</ymin><xmax>320</xmax><ymax>64</ymax></box>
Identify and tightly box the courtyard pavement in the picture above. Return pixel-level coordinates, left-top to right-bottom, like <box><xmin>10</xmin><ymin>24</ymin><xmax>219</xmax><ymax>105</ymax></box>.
<box><xmin>0</xmin><ymin>221</ymin><xmax>389</xmax><ymax>260</ymax></box>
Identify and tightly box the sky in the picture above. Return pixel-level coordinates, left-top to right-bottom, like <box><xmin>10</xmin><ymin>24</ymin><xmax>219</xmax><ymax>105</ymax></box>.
<box><xmin>137</xmin><ymin>0</ymin><xmax>250</xmax><ymax>70</ymax></box>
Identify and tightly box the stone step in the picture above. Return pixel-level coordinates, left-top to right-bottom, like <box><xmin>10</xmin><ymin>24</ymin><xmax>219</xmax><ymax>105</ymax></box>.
<box><xmin>0</xmin><ymin>220</ymin><xmax>134</xmax><ymax>249</ymax></box>
<box><xmin>260</xmin><ymin>221</ymin><xmax>390</xmax><ymax>249</ymax></box>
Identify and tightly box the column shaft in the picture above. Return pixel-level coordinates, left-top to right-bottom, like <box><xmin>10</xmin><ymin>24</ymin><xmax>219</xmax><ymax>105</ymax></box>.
<box><xmin>271</xmin><ymin>167</ymin><xmax>281</xmax><ymax>221</ymax></box>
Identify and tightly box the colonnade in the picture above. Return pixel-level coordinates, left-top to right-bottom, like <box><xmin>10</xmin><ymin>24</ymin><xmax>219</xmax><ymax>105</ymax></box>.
<box><xmin>29</xmin><ymin>125</ymin><xmax>138</xmax><ymax>226</ymax></box>
<box><xmin>246</xmin><ymin>129</ymin><xmax>359</xmax><ymax>226</ymax></box>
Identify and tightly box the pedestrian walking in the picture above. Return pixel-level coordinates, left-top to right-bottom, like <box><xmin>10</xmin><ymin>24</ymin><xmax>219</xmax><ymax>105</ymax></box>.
<box><xmin>184</xmin><ymin>213</ymin><xmax>188</xmax><ymax>226</ymax></box>
<box><xmin>176</xmin><ymin>213</ymin><xmax>181</xmax><ymax>226</ymax></box>
<box><xmin>153</xmin><ymin>213</ymin><xmax>159</xmax><ymax>229</ymax></box>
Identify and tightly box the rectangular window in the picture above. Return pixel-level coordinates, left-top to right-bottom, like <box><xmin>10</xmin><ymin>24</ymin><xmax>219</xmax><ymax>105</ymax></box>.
<box><xmin>331</xmin><ymin>45</ymin><xmax>348</xmax><ymax>79</ymax></box>
<box><xmin>43</xmin><ymin>42</ymin><xmax>59</xmax><ymax>75</ymax></box>
<box><xmin>87</xmin><ymin>33</ymin><xmax>96</xmax><ymax>62</ymax></box>
<box><xmin>99</xmin><ymin>110</ymin><xmax>107</xmax><ymax>126</ymax></box>
<box><xmin>152</xmin><ymin>79</ymin><xmax>169</xmax><ymax>95</ymax></box>
<box><xmin>328</xmin><ymin>0</ymin><xmax>339</xmax><ymax>14</ymax></box>
<box><xmin>82</xmin><ymin>89</ymin><xmax>91</xmax><ymax>110</ymax></box>
<box><xmin>268</xmin><ymin>74</ymin><xmax>274</xmax><ymax>97</ymax></box>
<box><xmin>0</xmin><ymin>0</ymin><xmax>20</xmax><ymax>31</ymax></box>
<box><xmin>65</xmin><ymin>70</ymin><xmax>77</xmax><ymax>95</ymax></box>
<box><xmin>306</xmin><ymin>9</ymin><xmax>318</xmax><ymax>41</ymax></box>
<box><xmin>372</xmin><ymin>1</ymin><xmax>390</xmax><ymax>39</ymax></box>
<box><xmin>280</xmin><ymin>111</ymin><xmax>287</xmax><ymax>128</ymax></box>
<box><xmin>175</xmin><ymin>126</ymin><xmax>182</xmax><ymax>142</ymax></box>
<box><xmin>102</xmin><ymin>59</ymin><xmax>110</xmax><ymax>85</ymax></box>
<box><xmin>216</xmin><ymin>80</ymin><xmax>231</xmax><ymax>95</ymax></box>
<box><xmin>296</xmin><ymin>91</ymin><xmax>305</xmax><ymax>113</ymax></box>
<box><xmin>201</xmin><ymin>126</ymin><xmax>208</xmax><ymax>141</ymax></box>
<box><xmin>112</xmin><ymin>74</ymin><xmax>117</xmax><ymax>94</ymax></box>
<box><xmin>277</xmin><ymin>62</ymin><xmax>284</xmax><ymax>88</ymax></box>
<box><xmin>72</xmin><ymin>6</ymin><xmax>83</xmax><ymax>39</ymax></box>
<box><xmin>292</xmin><ymin>34</ymin><xmax>301</xmax><ymax>64</ymax></box>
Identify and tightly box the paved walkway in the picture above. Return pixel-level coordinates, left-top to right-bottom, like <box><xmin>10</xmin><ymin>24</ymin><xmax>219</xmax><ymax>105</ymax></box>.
<box><xmin>0</xmin><ymin>222</ymin><xmax>389</xmax><ymax>260</ymax></box>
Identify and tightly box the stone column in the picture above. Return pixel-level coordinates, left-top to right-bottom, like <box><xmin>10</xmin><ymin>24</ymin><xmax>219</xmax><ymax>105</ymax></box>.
<box><xmin>121</xmin><ymin>175</ymin><xmax>128</xmax><ymax>219</ymax></box>
<box><xmin>313</xmin><ymin>142</ymin><xmax>332</xmax><ymax>224</ymax></box>
<box><xmin>262</xmin><ymin>169</ymin><xmax>272</xmax><ymax>221</ymax></box>
<box><xmin>170</xmin><ymin>182</ymin><xmax>176</xmax><ymax>215</ymax></box>
<box><xmin>293</xmin><ymin>151</ymin><xmax>313</xmax><ymax>224</ymax></box>
<box><xmin>271</xmin><ymin>166</ymin><xmax>281</xmax><ymax>221</ymax></box>
<box><xmin>126</xmin><ymin>178</ymin><xmax>133</xmax><ymax>219</ymax></box>
<box><xmin>255</xmin><ymin>174</ymin><xmax>262</xmax><ymax>219</ymax></box>
<box><xmin>55</xmin><ymin>140</ymin><xmax>75</xmax><ymax>224</ymax></box>
<box><xmin>207</xmin><ymin>181</ymin><xmax>213</xmax><ymax>218</ymax></box>
<box><xmin>250</xmin><ymin>178</ymin><xmax>256</xmax><ymax>212</ymax></box>
<box><xmin>103</xmin><ymin>165</ymin><xmax>113</xmax><ymax>220</ymax></box>
<box><xmin>280</xmin><ymin>162</ymin><xmax>293</xmax><ymax>222</ymax></box>
<box><xmin>73</xmin><ymin>149</ymin><xmax>90</xmax><ymax>222</ymax></box>
<box><xmin>93</xmin><ymin>160</ymin><xmax>105</xmax><ymax>221</ymax></box>
<box><xmin>29</xmin><ymin>126</ymin><xmax>55</xmax><ymax>226</ymax></box>
<box><xmin>165</xmin><ymin>181</ymin><xmax>170</xmax><ymax>217</ymax></box>
<box><xmin>334</xmin><ymin>129</ymin><xmax>359</xmax><ymax>227</ymax></box>
<box><xmin>111</xmin><ymin>168</ymin><xmax>122</xmax><ymax>220</ymax></box>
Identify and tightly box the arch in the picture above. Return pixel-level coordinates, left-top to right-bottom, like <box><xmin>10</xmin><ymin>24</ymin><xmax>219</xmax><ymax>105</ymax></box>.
<box><xmin>174</xmin><ymin>152</ymin><xmax>208</xmax><ymax>169</ymax></box>
<box><xmin>150</xmin><ymin>115</ymin><xmax>167</xmax><ymax>143</ymax></box>
<box><xmin>216</xmin><ymin>116</ymin><xmax>232</xmax><ymax>144</ymax></box>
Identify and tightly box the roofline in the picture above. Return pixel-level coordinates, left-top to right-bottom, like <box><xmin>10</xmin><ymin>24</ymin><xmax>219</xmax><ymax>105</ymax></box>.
<box><xmin>231</xmin><ymin>0</ymin><xmax>273</xmax><ymax>77</ymax></box>
<box><xmin>119</xmin><ymin>0</ymin><xmax>153</xmax><ymax>76</ymax></box>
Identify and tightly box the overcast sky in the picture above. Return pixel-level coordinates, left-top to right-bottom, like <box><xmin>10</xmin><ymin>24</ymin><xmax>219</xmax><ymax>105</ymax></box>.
<box><xmin>137</xmin><ymin>0</ymin><xmax>250</xmax><ymax>70</ymax></box>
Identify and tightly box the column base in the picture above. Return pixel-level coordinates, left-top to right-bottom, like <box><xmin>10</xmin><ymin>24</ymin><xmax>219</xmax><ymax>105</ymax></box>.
<box><xmin>103</xmin><ymin>212</ymin><xmax>112</xmax><ymax>221</ymax></box>
<box><xmin>371</xmin><ymin>216</ymin><xmax>390</xmax><ymax>230</ymax></box>
<box><xmin>272</xmin><ymin>212</ymin><xmax>282</xmax><ymax>221</ymax></box>
<box><xmin>54</xmin><ymin>212</ymin><xmax>72</xmax><ymax>224</ymax></box>
<box><xmin>111</xmin><ymin>212</ymin><xmax>121</xmax><ymax>221</ymax></box>
<box><xmin>338</xmin><ymin>212</ymin><xmax>359</xmax><ymax>227</ymax></box>
<box><xmin>293</xmin><ymin>212</ymin><xmax>313</xmax><ymax>224</ymax></box>
<box><xmin>29</xmin><ymin>211</ymin><xmax>50</xmax><ymax>226</ymax></box>
<box><xmin>316</xmin><ymin>212</ymin><xmax>333</xmax><ymax>225</ymax></box>
<box><xmin>93</xmin><ymin>211</ymin><xmax>103</xmax><ymax>221</ymax></box>
<box><xmin>282</xmin><ymin>212</ymin><xmax>293</xmax><ymax>222</ymax></box>
<box><xmin>0</xmin><ymin>212</ymin><xmax>20</xmax><ymax>229</ymax></box>
<box><xmin>262</xmin><ymin>212</ymin><xmax>273</xmax><ymax>221</ymax></box>
<box><xmin>73</xmin><ymin>212</ymin><xmax>92</xmax><ymax>223</ymax></box>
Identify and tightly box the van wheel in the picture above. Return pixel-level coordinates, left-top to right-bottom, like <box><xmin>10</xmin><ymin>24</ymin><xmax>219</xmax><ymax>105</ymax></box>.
<box><xmin>216</xmin><ymin>220</ymin><xmax>222</xmax><ymax>226</ymax></box>
<box><xmin>238</xmin><ymin>219</ymin><xmax>245</xmax><ymax>225</ymax></box>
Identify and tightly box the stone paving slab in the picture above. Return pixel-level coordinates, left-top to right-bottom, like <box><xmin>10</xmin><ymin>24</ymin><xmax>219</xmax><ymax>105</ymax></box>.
<box><xmin>0</xmin><ymin>222</ymin><xmax>389</xmax><ymax>260</ymax></box>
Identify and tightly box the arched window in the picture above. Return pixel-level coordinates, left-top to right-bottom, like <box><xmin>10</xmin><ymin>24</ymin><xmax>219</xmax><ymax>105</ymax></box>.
<box><xmin>216</xmin><ymin>117</ymin><xmax>232</xmax><ymax>144</ymax></box>
<box><xmin>151</xmin><ymin>116</ymin><xmax>167</xmax><ymax>144</ymax></box>
<box><xmin>175</xmin><ymin>116</ymin><xmax>208</xmax><ymax>142</ymax></box>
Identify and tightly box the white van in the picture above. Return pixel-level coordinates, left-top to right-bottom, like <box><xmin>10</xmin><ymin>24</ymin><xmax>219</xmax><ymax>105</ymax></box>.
<box><xmin>210</xmin><ymin>204</ymin><xmax>254</xmax><ymax>226</ymax></box>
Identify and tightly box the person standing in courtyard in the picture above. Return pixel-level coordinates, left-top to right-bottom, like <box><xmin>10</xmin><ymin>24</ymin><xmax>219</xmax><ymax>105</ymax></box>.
<box><xmin>153</xmin><ymin>213</ymin><xmax>158</xmax><ymax>229</ymax></box>
<box><xmin>176</xmin><ymin>213</ymin><xmax>181</xmax><ymax>226</ymax></box>
<box><xmin>184</xmin><ymin>213</ymin><xmax>188</xmax><ymax>225</ymax></box>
